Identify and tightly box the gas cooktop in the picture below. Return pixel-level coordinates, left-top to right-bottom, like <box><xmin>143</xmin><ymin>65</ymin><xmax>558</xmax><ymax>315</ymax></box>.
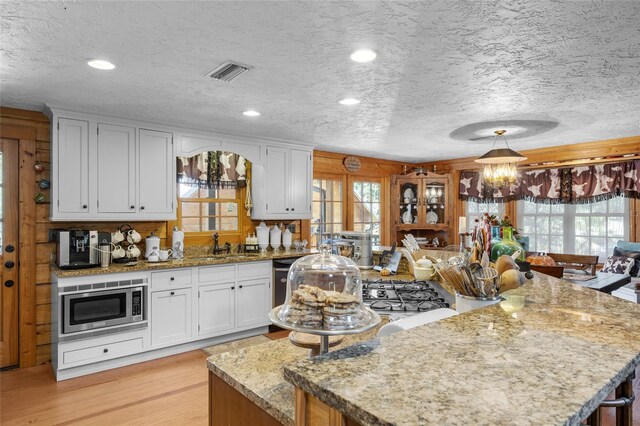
<box><xmin>361</xmin><ymin>279</ymin><xmax>453</xmax><ymax>313</ymax></box>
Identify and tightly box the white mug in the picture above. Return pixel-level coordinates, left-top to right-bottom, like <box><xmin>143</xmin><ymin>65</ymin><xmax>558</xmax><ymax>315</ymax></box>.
<box><xmin>127</xmin><ymin>230</ymin><xmax>141</xmax><ymax>244</ymax></box>
<box><xmin>112</xmin><ymin>245</ymin><xmax>125</xmax><ymax>259</ymax></box>
<box><xmin>158</xmin><ymin>249</ymin><xmax>172</xmax><ymax>261</ymax></box>
<box><xmin>127</xmin><ymin>244</ymin><xmax>141</xmax><ymax>258</ymax></box>
<box><xmin>147</xmin><ymin>254</ymin><xmax>159</xmax><ymax>263</ymax></box>
<box><xmin>112</xmin><ymin>230</ymin><xmax>125</xmax><ymax>244</ymax></box>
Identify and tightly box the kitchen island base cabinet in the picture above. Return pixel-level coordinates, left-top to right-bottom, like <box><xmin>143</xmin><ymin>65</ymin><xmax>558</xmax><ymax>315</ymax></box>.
<box><xmin>294</xmin><ymin>388</ymin><xmax>361</xmax><ymax>426</ymax></box>
<box><xmin>209</xmin><ymin>372</ymin><xmax>283</xmax><ymax>426</ymax></box>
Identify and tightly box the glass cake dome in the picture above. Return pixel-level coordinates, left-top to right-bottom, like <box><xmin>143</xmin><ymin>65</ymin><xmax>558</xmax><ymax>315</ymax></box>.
<box><xmin>278</xmin><ymin>245</ymin><xmax>370</xmax><ymax>330</ymax></box>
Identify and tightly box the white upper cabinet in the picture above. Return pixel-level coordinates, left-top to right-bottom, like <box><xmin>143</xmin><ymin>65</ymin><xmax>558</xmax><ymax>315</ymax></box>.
<box><xmin>264</xmin><ymin>146</ymin><xmax>289</xmax><ymax>215</ymax></box>
<box><xmin>97</xmin><ymin>124</ymin><xmax>136</xmax><ymax>214</ymax></box>
<box><xmin>56</xmin><ymin>118</ymin><xmax>89</xmax><ymax>215</ymax></box>
<box><xmin>289</xmin><ymin>148</ymin><xmax>313</xmax><ymax>216</ymax></box>
<box><xmin>251</xmin><ymin>145</ymin><xmax>313</xmax><ymax>219</ymax></box>
<box><xmin>138</xmin><ymin>129</ymin><xmax>174</xmax><ymax>214</ymax></box>
<box><xmin>47</xmin><ymin>108</ymin><xmax>176</xmax><ymax>221</ymax></box>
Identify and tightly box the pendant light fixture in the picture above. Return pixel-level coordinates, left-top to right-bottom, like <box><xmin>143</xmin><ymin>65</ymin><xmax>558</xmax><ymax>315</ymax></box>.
<box><xmin>474</xmin><ymin>130</ymin><xmax>527</xmax><ymax>188</ymax></box>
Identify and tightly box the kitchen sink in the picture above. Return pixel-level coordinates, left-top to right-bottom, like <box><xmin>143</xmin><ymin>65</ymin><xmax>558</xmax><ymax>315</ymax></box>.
<box><xmin>186</xmin><ymin>254</ymin><xmax>260</xmax><ymax>262</ymax></box>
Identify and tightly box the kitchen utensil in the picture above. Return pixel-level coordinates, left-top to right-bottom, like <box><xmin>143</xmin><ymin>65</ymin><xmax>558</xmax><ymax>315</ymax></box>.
<box><xmin>112</xmin><ymin>245</ymin><xmax>125</xmax><ymax>259</ymax></box>
<box><xmin>158</xmin><ymin>249</ymin><xmax>172</xmax><ymax>261</ymax></box>
<box><xmin>172</xmin><ymin>226</ymin><xmax>184</xmax><ymax>259</ymax></box>
<box><xmin>112</xmin><ymin>230</ymin><xmax>125</xmax><ymax>244</ymax></box>
<box><xmin>127</xmin><ymin>229</ymin><xmax>141</xmax><ymax>244</ymax></box>
<box><xmin>99</xmin><ymin>242</ymin><xmax>111</xmax><ymax>268</ymax></box>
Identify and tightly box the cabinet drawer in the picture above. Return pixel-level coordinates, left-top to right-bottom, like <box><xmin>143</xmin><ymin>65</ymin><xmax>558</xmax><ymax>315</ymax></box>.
<box><xmin>151</xmin><ymin>269</ymin><xmax>192</xmax><ymax>290</ymax></box>
<box><xmin>63</xmin><ymin>337</ymin><xmax>143</xmax><ymax>366</ymax></box>
<box><xmin>237</xmin><ymin>261</ymin><xmax>271</xmax><ymax>280</ymax></box>
<box><xmin>198</xmin><ymin>265</ymin><xmax>236</xmax><ymax>283</ymax></box>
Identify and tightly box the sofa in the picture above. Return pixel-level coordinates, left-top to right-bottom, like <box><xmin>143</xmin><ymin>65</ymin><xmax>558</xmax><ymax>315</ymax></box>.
<box><xmin>610</xmin><ymin>240</ymin><xmax>640</xmax><ymax>303</ymax></box>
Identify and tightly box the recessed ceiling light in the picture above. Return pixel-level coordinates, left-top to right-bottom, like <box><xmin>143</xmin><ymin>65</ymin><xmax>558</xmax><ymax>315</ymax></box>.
<box><xmin>243</xmin><ymin>110</ymin><xmax>260</xmax><ymax>117</ymax></box>
<box><xmin>339</xmin><ymin>98</ymin><xmax>360</xmax><ymax>106</ymax></box>
<box><xmin>87</xmin><ymin>59</ymin><xmax>115</xmax><ymax>70</ymax></box>
<box><xmin>350</xmin><ymin>49</ymin><xmax>377</xmax><ymax>63</ymax></box>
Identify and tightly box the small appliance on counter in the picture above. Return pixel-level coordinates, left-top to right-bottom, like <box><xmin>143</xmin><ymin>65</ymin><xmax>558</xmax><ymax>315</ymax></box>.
<box><xmin>334</xmin><ymin>231</ymin><xmax>373</xmax><ymax>269</ymax></box>
<box><xmin>56</xmin><ymin>230</ymin><xmax>110</xmax><ymax>269</ymax></box>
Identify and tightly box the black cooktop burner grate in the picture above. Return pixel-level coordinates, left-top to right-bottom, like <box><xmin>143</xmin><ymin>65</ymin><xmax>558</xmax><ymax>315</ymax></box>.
<box><xmin>361</xmin><ymin>279</ymin><xmax>451</xmax><ymax>313</ymax></box>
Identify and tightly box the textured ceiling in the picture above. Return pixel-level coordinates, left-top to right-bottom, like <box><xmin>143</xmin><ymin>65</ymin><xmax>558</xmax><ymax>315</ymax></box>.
<box><xmin>1</xmin><ymin>1</ymin><xmax>639</xmax><ymax>162</ymax></box>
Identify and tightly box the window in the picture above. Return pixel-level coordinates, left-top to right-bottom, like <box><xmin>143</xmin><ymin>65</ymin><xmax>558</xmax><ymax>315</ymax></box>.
<box><xmin>178</xmin><ymin>185</ymin><xmax>240</xmax><ymax>233</ymax></box>
<box><xmin>311</xmin><ymin>179</ymin><xmax>343</xmax><ymax>247</ymax></box>
<box><xmin>517</xmin><ymin>196</ymin><xmax>629</xmax><ymax>261</ymax></box>
<box><xmin>352</xmin><ymin>181</ymin><xmax>381</xmax><ymax>245</ymax></box>
<box><xmin>464</xmin><ymin>200</ymin><xmax>506</xmax><ymax>232</ymax></box>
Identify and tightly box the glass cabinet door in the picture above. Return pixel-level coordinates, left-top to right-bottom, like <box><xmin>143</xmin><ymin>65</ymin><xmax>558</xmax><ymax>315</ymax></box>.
<box><xmin>398</xmin><ymin>181</ymin><xmax>419</xmax><ymax>225</ymax></box>
<box><xmin>424</xmin><ymin>182</ymin><xmax>446</xmax><ymax>225</ymax></box>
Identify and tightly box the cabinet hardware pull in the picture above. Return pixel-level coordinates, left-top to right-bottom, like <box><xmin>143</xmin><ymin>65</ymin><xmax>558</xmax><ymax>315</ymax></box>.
<box><xmin>285</xmin><ymin>208</ymin><xmax>289</xmax><ymax>211</ymax></box>
<box><xmin>5</xmin><ymin>261</ymin><xmax>15</xmax><ymax>269</ymax></box>
<box><xmin>103</xmin><ymin>348</ymin><xmax>108</xmax><ymax>353</ymax></box>
<box><xmin>4</xmin><ymin>280</ymin><xmax>14</xmax><ymax>288</ymax></box>
<box><xmin>291</xmin><ymin>208</ymin><xmax>295</xmax><ymax>211</ymax></box>
<box><xmin>130</xmin><ymin>205</ymin><xmax>135</xmax><ymax>209</ymax></box>
<box><xmin>5</xmin><ymin>245</ymin><xmax>14</xmax><ymax>253</ymax></box>
<box><xmin>140</xmin><ymin>206</ymin><xmax>145</xmax><ymax>210</ymax></box>
<box><xmin>231</xmin><ymin>286</ymin><xmax>235</xmax><ymax>290</ymax></box>
<box><xmin>82</xmin><ymin>204</ymin><xmax>88</xmax><ymax>209</ymax></box>
<box><xmin>170</xmin><ymin>277</ymin><xmax>175</xmax><ymax>281</ymax></box>
<box><xmin>170</xmin><ymin>291</ymin><xmax>175</xmax><ymax>296</ymax></box>
<box><xmin>239</xmin><ymin>285</ymin><xmax>243</xmax><ymax>288</ymax></box>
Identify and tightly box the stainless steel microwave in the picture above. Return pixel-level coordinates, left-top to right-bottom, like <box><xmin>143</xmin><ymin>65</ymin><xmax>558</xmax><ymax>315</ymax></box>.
<box><xmin>62</xmin><ymin>286</ymin><xmax>145</xmax><ymax>335</ymax></box>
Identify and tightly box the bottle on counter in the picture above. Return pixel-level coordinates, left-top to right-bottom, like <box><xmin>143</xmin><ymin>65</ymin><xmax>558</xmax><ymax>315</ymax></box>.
<box><xmin>489</xmin><ymin>225</ymin><xmax>502</xmax><ymax>262</ymax></box>
<box><xmin>491</xmin><ymin>226</ymin><xmax>525</xmax><ymax>261</ymax></box>
<box><xmin>172</xmin><ymin>226</ymin><xmax>184</xmax><ymax>259</ymax></box>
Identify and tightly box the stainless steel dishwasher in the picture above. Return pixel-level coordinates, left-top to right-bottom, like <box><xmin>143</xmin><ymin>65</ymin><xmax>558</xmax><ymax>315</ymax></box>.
<box><xmin>271</xmin><ymin>258</ymin><xmax>298</xmax><ymax>332</ymax></box>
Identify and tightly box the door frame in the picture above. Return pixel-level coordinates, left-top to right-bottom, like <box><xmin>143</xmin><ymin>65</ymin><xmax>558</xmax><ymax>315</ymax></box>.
<box><xmin>0</xmin><ymin>124</ymin><xmax>37</xmax><ymax>367</ymax></box>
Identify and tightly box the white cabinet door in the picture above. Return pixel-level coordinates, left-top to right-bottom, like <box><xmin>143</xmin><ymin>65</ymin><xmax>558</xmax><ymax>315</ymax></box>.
<box><xmin>264</xmin><ymin>146</ymin><xmax>289</xmax><ymax>215</ymax></box>
<box><xmin>57</xmin><ymin>118</ymin><xmax>90</xmax><ymax>214</ymax></box>
<box><xmin>151</xmin><ymin>288</ymin><xmax>192</xmax><ymax>347</ymax></box>
<box><xmin>97</xmin><ymin>124</ymin><xmax>136</xmax><ymax>213</ymax></box>
<box><xmin>289</xmin><ymin>148</ymin><xmax>312</xmax><ymax>216</ymax></box>
<box><xmin>236</xmin><ymin>278</ymin><xmax>271</xmax><ymax>329</ymax></box>
<box><xmin>138</xmin><ymin>129</ymin><xmax>174</xmax><ymax>214</ymax></box>
<box><xmin>197</xmin><ymin>283</ymin><xmax>235</xmax><ymax>337</ymax></box>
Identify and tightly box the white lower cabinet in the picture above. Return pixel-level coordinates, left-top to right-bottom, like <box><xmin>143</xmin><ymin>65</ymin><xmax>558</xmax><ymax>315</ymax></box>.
<box><xmin>236</xmin><ymin>278</ymin><xmax>271</xmax><ymax>329</ymax></box>
<box><xmin>198</xmin><ymin>282</ymin><xmax>235</xmax><ymax>336</ymax></box>
<box><xmin>151</xmin><ymin>288</ymin><xmax>193</xmax><ymax>347</ymax></box>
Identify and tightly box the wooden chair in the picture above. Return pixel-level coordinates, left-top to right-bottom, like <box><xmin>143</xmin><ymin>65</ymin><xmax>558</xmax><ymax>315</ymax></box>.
<box><xmin>526</xmin><ymin>252</ymin><xmax>599</xmax><ymax>276</ymax></box>
<box><xmin>529</xmin><ymin>264</ymin><xmax>564</xmax><ymax>278</ymax></box>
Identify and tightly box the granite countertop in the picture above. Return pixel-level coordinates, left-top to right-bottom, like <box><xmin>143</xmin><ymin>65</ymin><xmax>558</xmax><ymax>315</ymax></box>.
<box><xmin>51</xmin><ymin>250</ymin><xmax>310</xmax><ymax>278</ymax></box>
<box><xmin>284</xmin><ymin>273</ymin><xmax>640</xmax><ymax>425</ymax></box>
<box><xmin>207</xmin><ymin>318</ymin><xmax>390</xmax><ymax>426</ymax></box>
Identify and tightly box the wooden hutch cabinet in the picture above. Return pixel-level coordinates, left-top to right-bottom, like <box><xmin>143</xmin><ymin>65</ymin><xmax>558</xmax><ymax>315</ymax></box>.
<box><xmin>391</xmin><ymin>171</ymin><xmax>453</xmax><ymax>248</ymax></box>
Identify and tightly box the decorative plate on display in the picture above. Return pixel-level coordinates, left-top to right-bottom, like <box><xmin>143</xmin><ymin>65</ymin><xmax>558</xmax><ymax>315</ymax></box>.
<box><xmin>426</xmin><ymin>210</ymin><xmax>438</xmax><ymax>224</ymax></box>
<box><xmin>403</xmin><ymin>187</ymin><xmax>414</xmax><ymax>200</ymax></box>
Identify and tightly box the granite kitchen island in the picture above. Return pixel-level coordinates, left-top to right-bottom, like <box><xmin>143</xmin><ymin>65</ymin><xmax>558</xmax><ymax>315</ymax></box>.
<box><xmin>208</xmin><ymin>273</ymin><xmax>640</xmax><ymax>425</ymax></box>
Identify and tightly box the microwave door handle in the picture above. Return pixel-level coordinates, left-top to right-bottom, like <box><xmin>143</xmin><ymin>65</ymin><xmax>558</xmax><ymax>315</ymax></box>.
<box><xmin>126</xmin><ymin>289</ymin><xmax>133</xmax><ymax>320</ymax></box>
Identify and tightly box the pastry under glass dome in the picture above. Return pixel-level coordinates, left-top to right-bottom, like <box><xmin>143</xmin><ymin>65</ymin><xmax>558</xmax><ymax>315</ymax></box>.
<box><xmin>271</xmin><ymin>245</ymin><xmax>379</xmax><ymax>333</ymax></box>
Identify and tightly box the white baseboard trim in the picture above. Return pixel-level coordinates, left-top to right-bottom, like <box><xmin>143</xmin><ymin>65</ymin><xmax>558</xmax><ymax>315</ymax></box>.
<box><xmin>54</xmin><ymin>326</ymin><xmax>268</xmax><ymax>381</ymax></box>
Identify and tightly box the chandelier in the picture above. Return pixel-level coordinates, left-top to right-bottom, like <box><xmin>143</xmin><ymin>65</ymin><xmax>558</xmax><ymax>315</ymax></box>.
<box><xmin>474</xmin><ymin>130</ymin><xmax>527</xmax><ymax>188</ymax></box>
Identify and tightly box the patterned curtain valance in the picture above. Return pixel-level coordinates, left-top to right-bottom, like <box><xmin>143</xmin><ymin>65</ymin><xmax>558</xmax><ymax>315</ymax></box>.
<box><xmin>177</xmin><ymin>151</ymin><xmax>247</xmax><ymax>189</ymax></box>
<box><xmin>459</xmin><ymin>159</ymin><xmax>639</xmax><ymax>204</ymax></box>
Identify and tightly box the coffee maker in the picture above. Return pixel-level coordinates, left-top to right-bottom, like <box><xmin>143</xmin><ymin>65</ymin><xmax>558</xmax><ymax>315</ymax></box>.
<box><xmin>335</xmin><ymin>231</ymin><xmax>373</xmax><ymax>269</ymax></box>
<box><xmin>56</xmin><ymin>230</ymin><xmax>110</xmax><ymax>269</ymax></box>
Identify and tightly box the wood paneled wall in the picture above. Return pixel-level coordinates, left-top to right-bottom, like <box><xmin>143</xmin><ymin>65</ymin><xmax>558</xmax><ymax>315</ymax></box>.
<box><xmin>420</xmin><ymin>136</ymin><xmax>640</xmax><ymax>245</ymax></box>
<box><xmin>304</xmin><ymin>151</ymin><xmax>406</xmax><ymax>245</ymax></box>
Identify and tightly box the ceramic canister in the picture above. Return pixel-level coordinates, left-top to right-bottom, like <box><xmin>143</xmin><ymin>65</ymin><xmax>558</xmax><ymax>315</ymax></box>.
<box><xmin>270</xmin><ymin>225</ymin><xmax>282</xmax><ymax>250</ymax></box>
<box><xmin>145</xmin><ymin>235</ymin><xmax>160</xmax><ymax>259</ymax></box>
<box><xmin>256</xmin><ymin>221</ymin><xmax>269</xmax><ymax>249</ymax></box>
<box><xmin>282</xmin><ymin>226</ymin><xmax>292</xmax><ymax>250</ymax></box>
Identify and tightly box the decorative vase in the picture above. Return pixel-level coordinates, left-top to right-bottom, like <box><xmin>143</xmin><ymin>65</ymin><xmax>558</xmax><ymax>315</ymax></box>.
<box><xmin>490</xmin><ymin>226</ymin><xmax>525</xmax><ymax>261</ymax></box>
<box><xmin>256</xmin><ymin>221</ymin><xmax>269</xmax><ymax>252</ymax></box>
<box><xmin>269</xmin><ymin>224</ymin><xmax>282</xmax><ymax>251</ymax></box>
<box><xmin>489</xmin><ymin>226</ymin><xmax>502</xmax><ymax>262</ymax></box>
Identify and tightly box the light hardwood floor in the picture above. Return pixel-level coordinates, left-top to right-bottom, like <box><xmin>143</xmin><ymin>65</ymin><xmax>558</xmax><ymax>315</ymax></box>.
<box><xmin>0</xmin><ymin>350</ymin><xmax>209</xmax><ymax>425</ymax></box>
<box><xmin>1</xmin><ymin>349</ymin><xmax>638</xmax><ymax>425</ymax></box>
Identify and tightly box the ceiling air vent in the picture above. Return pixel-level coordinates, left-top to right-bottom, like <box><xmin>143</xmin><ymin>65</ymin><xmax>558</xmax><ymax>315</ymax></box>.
<box><xmin>206</xmin><ymin>61</ymin><xmax>253</xmax><ymax>83</ymax></box>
